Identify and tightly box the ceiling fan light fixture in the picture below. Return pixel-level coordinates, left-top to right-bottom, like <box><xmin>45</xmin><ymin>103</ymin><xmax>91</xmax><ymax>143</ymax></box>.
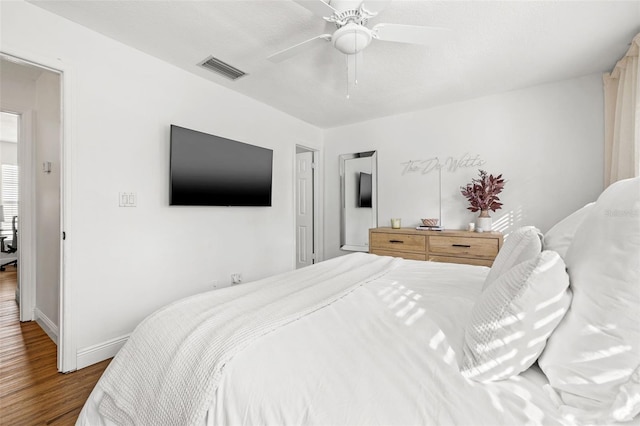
<box><xmin>332</xmin><ymin>23</ymin><xmax>372</xmax><ymax>54</ymax></box>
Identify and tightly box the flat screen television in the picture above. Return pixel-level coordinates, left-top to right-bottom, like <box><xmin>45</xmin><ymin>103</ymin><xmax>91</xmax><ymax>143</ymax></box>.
<box><xmin>358</xmin><ymin>172</ymin><xmax>372</xmax><ymax>208</ymax></box>
<box><xmin>170</xmin><ymin>125</ymin><xmax>273</xmax><ymax>206</ymax></box>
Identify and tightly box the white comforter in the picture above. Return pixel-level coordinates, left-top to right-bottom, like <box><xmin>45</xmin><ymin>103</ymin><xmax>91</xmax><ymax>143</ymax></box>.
<box><xmin>79</xmin><ymin>253</ymin><xmax>565</xmax><ymax>426</ymax></box>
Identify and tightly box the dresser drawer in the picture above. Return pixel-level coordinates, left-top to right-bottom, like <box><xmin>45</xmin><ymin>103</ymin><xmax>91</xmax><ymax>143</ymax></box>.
<box><xmin>369</xmin><ymin>228</ymin><xmax>502</xmax><ymax>267</ymax></box>
<box><xmin>429</xmin><ymin>235</ymin><xmax>499</xmax><ymax>259</ymax></box>
<box><xmin>372</xmin><ymin>249</ymin><xmax>427</xmax><ymax>261</ymax></box>
<box><xmin>429</xmin><ymin>255</ymin><xmax>494</xmax><ymax>267</ymax></box>
<box><xmin>370</xmin><ymin>232</ymin><xmax>426</xmax><ymax>252</ymax></box>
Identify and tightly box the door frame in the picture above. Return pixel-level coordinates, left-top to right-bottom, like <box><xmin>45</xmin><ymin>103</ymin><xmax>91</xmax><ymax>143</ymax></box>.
<box><xmin>18</xmin><ymin>110</ymin><xmax>36</xmax><ymax>321</ymax></box>
<box><xmin>293</xmin><ymin>144</ymin><xmax>323</xmax><ymax>267</ymax></box>
<box><xmin>0</xmin><ymin>50</ymin><xmax>73</xmax><ymax>372</ymax></box>
<box><xmin>0</xmin><ymin>106</ymin><xmax>36</xmax><ymax>322</ymax></box>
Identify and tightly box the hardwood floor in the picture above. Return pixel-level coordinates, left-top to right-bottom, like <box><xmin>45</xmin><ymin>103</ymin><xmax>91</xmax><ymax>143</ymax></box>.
<box><xmin>0</xmin><ymin>268</ymin><xmax>110</xmax><ymax>425</ymax></box>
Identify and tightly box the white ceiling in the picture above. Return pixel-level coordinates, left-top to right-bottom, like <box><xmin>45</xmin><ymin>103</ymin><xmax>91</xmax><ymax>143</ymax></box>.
<box><xmin>29</xmin><ymin>0</ymin><xmax>640</xmax><ymax>128</ymax></box>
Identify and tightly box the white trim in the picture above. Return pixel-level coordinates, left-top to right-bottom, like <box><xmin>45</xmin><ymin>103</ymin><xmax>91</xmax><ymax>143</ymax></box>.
<box><xmin>293</xmin><ymin>144</ymin><xmax>324</xmax><ymax>267</ymax></box>
<box><xmin>0</xmin><ymin>49</ymin><xmax>74</xmax><ymax>372</ymax></box>
<box><xmin>58</xmin><ymin>60</ymin><xmax>74</xmax><ymax>373</ymax></box>
<box><xmin>314</xmin><ymin>148</ymin><xmax>324</xmax><ymax>263</ymax></box>
<box><xmin>0</xmin><ymin>105</ymin><xmax>36</xmax><ymax>322</ymax></box>
<box><xmin>0</xmin><ymin>104</ymin><xmax>37</xmax><ymax>322</ymax></box>
<box><xmin>76</xmin><ymin>334</ymin><xmax>129</xmax><ymax>370</ymax></box>
<box><xmin>35</xmin><ymin>307</ymin><xmax>58</xmax><ymax>344</ymax></box>
<box><xmin>19</xmin><ymin>110</ymin><xmax>36</xmax><ymax>322</ymax></box>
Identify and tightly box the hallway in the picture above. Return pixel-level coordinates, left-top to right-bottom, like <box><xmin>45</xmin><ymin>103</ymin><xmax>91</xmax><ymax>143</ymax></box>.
<box><xmin>0</xmin><ymin>268</ymin><xmax>109</xmax><ymax>425</ymax></box>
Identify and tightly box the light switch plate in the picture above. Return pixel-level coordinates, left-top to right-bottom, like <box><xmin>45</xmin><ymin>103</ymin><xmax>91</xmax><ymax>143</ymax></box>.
<box><xmin>119</xmin><ymin>192</ymin><xmax>137</xmax><ymax>207</ymax></box>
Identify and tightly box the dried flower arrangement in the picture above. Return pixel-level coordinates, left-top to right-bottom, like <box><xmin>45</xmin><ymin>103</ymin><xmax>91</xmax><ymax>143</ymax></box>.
<box><xmin>460</xmin><ymin>170</ymin><xmax>505</xmax><ymax>214</ymax></box>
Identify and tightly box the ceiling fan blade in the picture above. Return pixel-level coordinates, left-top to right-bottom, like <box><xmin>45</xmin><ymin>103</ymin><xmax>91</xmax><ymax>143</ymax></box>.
<box><xmin>293</xmin><ymin>0</ymin><xmax>337</xmax><ymax>18</ymax></box>
<box><xmin>268</xmin><ymin>34</ymin><xmax>332</xmax><ymax>63</ymax></box>
<box><xmin>360</xmin><ymin>0</ymin><xmax>392</xmax><ymax>16</ymax></box>
<box><xmin>372</xmin><ymin>23</ymin><xmax>450</xmax><ymax>45</ymax></box>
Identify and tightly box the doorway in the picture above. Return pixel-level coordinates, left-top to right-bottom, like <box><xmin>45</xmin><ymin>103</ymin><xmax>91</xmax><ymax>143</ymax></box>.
<box><xmin>295</xmin><ymin>145</ymin><xmax>321</xmax><ymax>269</ymax></box>
<box><xmin>0</xmin><ymin>54</ymin><xmax>63</xmax><ymax>368</ymax></box>
<box><xmin>0</xmin><ymin>112</ymin><xmax>20</xmax><ymax>280</ymax></box>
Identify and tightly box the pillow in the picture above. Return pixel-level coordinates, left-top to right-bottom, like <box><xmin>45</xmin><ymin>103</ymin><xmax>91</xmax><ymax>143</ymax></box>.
<box><xmin>482</xmin><ymin>226</ymin><xmax>542</xmax><ymax>290</ymax></box>
<box><xmin>543</xmin><ymin>202</ymin><xmax>595</xmax><ymax>258</ymax></box>
<box><xmin>461</xmin><ymin>250</ymin><xmax>571</xmax><ymax>382</ymax></box>
<box><xmin>538</xmin><ymin>177</ymin><xmax>640</xmax><ymax>422</ymax></box>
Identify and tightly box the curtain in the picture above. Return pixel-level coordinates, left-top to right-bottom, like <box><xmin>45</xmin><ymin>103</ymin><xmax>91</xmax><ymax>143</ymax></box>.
<box><xmin>603</xmin><ymin>33</ymin><xmax>639</xmax><ymax>187</ymax></box>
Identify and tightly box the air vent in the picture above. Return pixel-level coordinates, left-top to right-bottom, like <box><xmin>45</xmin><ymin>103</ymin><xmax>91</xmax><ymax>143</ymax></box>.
<box><xmin>198</xmin><ymin>55</ymin><xmax>246</xmax><ymax>80</ymax></box>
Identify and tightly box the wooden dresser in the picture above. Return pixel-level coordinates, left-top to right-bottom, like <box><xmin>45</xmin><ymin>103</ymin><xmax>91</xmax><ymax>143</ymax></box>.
<box><xmin>369</xmin><ymin>227</ymin><xmax>503</xmax><ymax>267</ymax></box>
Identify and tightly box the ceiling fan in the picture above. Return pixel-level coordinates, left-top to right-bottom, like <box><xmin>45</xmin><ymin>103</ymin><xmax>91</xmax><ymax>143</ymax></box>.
<box><xmin>268</xmin><ymin>0</ymin><xmax>448</xmax><ymax>92</ymax></box>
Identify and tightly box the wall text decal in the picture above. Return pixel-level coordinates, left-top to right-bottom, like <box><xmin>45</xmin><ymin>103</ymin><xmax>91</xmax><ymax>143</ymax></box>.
<box><xmin>401</xmin><ymin>153</ymin><xmax>485</xmax><ymax>175</ymax></box>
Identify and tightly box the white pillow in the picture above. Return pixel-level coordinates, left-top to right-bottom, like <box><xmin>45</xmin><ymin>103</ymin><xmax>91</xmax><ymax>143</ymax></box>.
<box><xmin>538</xmin><ymin>177</ymin><xmax>640</xmax><ymax>422</ymax></box>
<box><xmin>482</xmin><ymin>226</ymin><xmax>542</xmax><ymax>290</ymax></box>
<box><xmin>461</xmin><ymin>250</ymin><xmax>571</xmax><ymax>382</ymax></box>
<box><xmin>543</xmin><ymin>202</ymin><xmax>595</xmax><ymax>258</ymax></box>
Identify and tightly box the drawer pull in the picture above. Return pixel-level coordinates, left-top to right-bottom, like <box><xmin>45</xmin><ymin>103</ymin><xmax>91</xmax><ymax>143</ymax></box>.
<box><xmin>389</xmin><ymin>240</ymin><xmax>404</xmax><ymax>244</ymax></box>
<box><xmin>452</xmin><ymin>244</ymin><xmax>471</xmax><ymax>248</ymax></box>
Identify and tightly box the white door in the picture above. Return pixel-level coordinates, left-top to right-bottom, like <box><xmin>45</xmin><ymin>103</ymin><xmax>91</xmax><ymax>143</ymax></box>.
<box><xmin>295</xmin><ymin>151</ymin><xmax>314</xmax><ymax>268</ymax></box>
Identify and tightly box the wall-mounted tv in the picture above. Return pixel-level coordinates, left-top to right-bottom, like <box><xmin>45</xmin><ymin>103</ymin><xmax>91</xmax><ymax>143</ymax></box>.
<box><xmin>170</xmin><ymin>125</ymin><xmax>273</xmax><ymax>206</ymax></box>
<box><xmin>358</xmin><ymin>172</ymin><xmax>372</xmax><ymax>208</ymax></box>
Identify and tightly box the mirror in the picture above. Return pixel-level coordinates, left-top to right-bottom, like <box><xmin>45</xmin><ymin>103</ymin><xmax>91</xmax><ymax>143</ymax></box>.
<box><xmin>340</xmin><ymin>151</ymin><xmax>378</xmax><ymax>252</ymax></box>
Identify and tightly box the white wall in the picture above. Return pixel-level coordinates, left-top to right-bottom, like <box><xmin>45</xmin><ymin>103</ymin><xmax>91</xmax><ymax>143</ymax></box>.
<box><xmin>324</xmin><ymin>74</ymin><xmax>604</xmax><ymax>259</ymax></box>
<box><xmin>35</xmin><ymin>71</ymin><xmax>61</xmax><ymax>334</ymax></box>
<box><xmin>1</xmin><ymin>0</ymin><xmax>323</xmax><ymax>369</ymax></box>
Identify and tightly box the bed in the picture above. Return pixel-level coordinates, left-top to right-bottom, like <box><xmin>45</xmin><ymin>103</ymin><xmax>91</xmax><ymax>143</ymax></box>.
<box><xmin>78</xmin><ymin>177</ymin><xmax>640</xmax><ymax>426</ymax></box>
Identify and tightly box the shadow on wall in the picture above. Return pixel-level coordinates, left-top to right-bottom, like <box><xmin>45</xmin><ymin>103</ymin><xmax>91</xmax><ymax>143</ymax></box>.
<box><xmin>492</xmin><ymin>205</ymin><xmax>526</xmax><ymax>236</ymax></box>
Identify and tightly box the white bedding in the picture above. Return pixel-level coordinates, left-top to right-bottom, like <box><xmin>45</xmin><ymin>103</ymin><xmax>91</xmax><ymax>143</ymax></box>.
<box><xmin>92</xmin><ymin>253</ymin><xmax>400</xmax><ymax>425</ymax></box>
<box><xmin>209</xmin><ymin>259</ymin><xmax>562</xmax><ymax>426</ymax></box>
<box><xmin>79</xmin><ymin>254</ymin><xmax>570</xmax><ymax>426</ymax></box>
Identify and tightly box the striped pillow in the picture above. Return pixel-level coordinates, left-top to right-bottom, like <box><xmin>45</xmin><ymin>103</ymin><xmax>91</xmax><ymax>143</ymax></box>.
<box><xmin>483</xmin><ymin>226</ymin><xmax>542</xmax><ymax>291</ymax></box>
<box><xmin>462</xmin><ymin>251</ymin><xmax>572</xmax><ymax>382</ymax></box>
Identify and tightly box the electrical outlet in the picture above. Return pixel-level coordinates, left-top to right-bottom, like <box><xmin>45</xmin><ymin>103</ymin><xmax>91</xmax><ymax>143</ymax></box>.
<box><xmin>212</xmin><ymin>280</ymin><xmax>219</xmax><ymax>289</ymax></box>
<box><xmin>231</xmin><ymin>273</ymin><xmax>242</xmax><ymax>284</ymax></box>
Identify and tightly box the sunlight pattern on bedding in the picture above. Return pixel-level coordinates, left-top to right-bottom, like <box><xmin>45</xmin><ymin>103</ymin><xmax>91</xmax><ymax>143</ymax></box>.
<box><xmin>539</xmin><ymin>177</ymin><xmax>640</xmax><ymax>423</ymax></box>
<box><xmin>206</xmin><ymin>260</ymin><xmax>563</xmax><ymax>426</ymax></box>
<box><xmin>461</xmin><ymin>251</ymin><xmax>571</xmax><ymax>382</ymax></box>
<box><xmin>79</xmin><ymin>257</ymin><xmax>569</xmax><ymax>426</ymax></box>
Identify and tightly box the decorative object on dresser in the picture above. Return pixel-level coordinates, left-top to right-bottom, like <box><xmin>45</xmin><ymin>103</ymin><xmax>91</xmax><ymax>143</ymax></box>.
<box><xmin>369</xmin><ymin>227</ymin><xmax>503</xmax><ymax>267</ymax></box>
<box><xmin>460</xmin><ymin>169</ymin><xmax>505</xmax><ymax>231</ymax></box>
<box><xmin>420</xmin><ymin>218</ymin><xmax>438</xmax><ymax>227</ymax></box>
<box><xmin>420</xmin><ymin>218</ymin><xmax>439</xmax><ymax>227</ymax></box>
<box><xmin>418</xmin><ymin>218</ymin><xmax>444</xmax><ymax>231</ymax></box>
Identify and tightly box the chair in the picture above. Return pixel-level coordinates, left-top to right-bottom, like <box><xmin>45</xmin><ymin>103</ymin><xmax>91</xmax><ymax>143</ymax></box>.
<box><xmin>0</xmin><ymin>216</ymin><xmax>18</xmax><ymax>271</ymax></box>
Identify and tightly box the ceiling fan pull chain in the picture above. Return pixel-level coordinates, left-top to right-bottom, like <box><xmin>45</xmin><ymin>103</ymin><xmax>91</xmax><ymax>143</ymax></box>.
<box><xmin>346</xmin><ymin>55</ymin><xmax>350</xmax><ymax>99</ymax></box>
<box><xmin>354</xmin><ymin>28</ymin><xmax>358</xmax><ymax>85</ymax></box>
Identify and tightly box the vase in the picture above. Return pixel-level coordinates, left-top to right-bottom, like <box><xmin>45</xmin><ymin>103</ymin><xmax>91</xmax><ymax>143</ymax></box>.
<box><xmin>476</xmin><ymin>210</ymin><xmax>492</xmax><ymax>232</ymax></box>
